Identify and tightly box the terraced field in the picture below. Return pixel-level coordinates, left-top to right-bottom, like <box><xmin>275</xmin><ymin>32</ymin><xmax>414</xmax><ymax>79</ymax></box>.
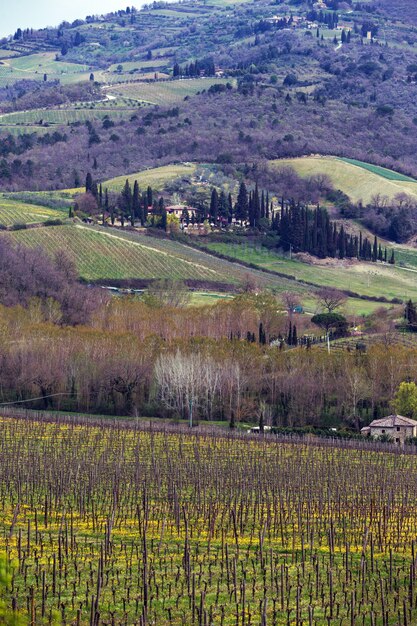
<box><xmin>0</xmin><ymin>196</ymin><xmax>64</xmax><ymax>226</ymax></box>
<box><xmin>270</xmin><ymin>156</ymin><xmax>417</xmax><ymax>204</ymax></box>
<box><xmin>109</xmin><ymin>77</ymin><xmax>236</xmax><ymax>105</ymax></box>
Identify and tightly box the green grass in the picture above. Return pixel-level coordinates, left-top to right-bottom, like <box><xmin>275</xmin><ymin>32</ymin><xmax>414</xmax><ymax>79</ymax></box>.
<box><xmin>339</xmin><ymin>157</ymin><xmax>417</xmax><ymax>182</ymax></box>
<box><xmin>204</xmin><ymin>242</ymin><xmax>417</xmax><ymax>304</ymax></box>
<box><xmin>111</xmin><ymin>77</ymin><xmax>236</xmax><ymax>105</ymax></box>
<box><xmin>270</xmin><ymin>156</ymin><xmax>417</xmax><ymax>204</ymax></box>
<box><xmin>0</xmin><ymin>52</ymin><xmax>91</xmax><ymax>87</ymax></box>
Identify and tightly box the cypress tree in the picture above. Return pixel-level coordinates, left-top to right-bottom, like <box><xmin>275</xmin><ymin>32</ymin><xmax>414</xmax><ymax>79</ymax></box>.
<box><xmin>372</xmin><ymin>236</ymin><xmax>378</xmax><ymax>262</ymax></box>
<box><xmin>210</xmin><ymin>188</ymin><xmax>219</xmax><ymax>223</ymax></box>
<box><xmin>235</xmin><ymin>182</ymin><xmax>249</xmax><ymax>224</ymax></box>
<box><xmin>292</xmin><ymin>325</ymin><xmax>297</xmax><ymax>346</ymax></box>
<box><xmin>132</xmin><ymin>181</ymin><xmax>140</xmax><ymax>223</ymax></box>
<box><xmin>228</xmin><ymin>193</ymin><xmax>233</xmax><ymax>224</ymax></box>
<box><xmin>103</xmin><ymin>188</ymin><xmax>108</xmax><ymax>225</ymax></box>
<box><xmin>85</xmin><ymin>172</ymin><xmax>93</xmax><ymax>193</ymax></box>
<box><xmin>147</xmin><ymin>186</ymin><xmax>153</xmax><ymax>208</ymax></box>
<box><xmin>259</xmin><ymin>322</ymin><xmax>266</xmax><ymax>345</ymax></box>
<box><xmin>287</xmin><ymin>322</ymin><xmax>292</xmax><ymax>346</ymax></box>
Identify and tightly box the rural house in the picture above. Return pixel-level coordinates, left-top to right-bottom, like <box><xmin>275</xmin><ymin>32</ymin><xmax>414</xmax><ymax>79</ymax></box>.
<box><xmin>361</xmin><ymin>415</ymin><xmax>417</xmax><ymax>444</ymax></box>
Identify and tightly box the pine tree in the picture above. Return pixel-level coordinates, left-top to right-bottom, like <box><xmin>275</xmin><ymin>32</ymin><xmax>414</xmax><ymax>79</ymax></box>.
<box><xmin>292</xmin><ymin>325</ymin><xmax>297</xmax><ymax>346</ymax></box>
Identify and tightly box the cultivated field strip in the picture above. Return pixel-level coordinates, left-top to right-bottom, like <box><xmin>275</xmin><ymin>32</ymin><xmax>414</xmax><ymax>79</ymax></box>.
<box><xmin>110</xmin><ymin>78</ymin><xmax>236</xmax><ymax>106</ymax></box>
<box><xmin>5</xmin><ymin>225</ymin><xmax>234</xmax><ymax>283</ymax></box>
<box><xmin>0</xmin><ymin>197</ymin><xmax>64</xmax><ymax>226</ymax></box>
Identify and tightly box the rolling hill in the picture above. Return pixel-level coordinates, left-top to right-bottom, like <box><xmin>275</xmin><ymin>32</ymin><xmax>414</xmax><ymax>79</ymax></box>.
<box><xmin>270</xmin><ymin>157</ymin><xmax>417</xmax><ymax>205</ymax></box>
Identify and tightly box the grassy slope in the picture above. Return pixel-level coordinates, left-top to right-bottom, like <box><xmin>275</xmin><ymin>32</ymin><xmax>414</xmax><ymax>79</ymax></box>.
<box><xmin>0</xmin><ymin>52</ymin><xmax>90</xmax><ymax>87</ymax></box>
<box><xmin>205</xmin><ymin>242</ymin><xmax>417</xmax><ymax>304</ymax></box>
<box><xmin>270</xmin><ymin>156</ymin><xmax>417</xmax><ymax>204</ymax></box>
<box><xmin>104</xmin><ymin>163</ymin><xmax>198</xmax><ymax>191</ymax></box>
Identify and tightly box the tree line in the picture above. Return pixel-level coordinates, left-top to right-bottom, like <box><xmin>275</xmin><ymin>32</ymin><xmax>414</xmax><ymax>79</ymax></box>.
<box><xmin>273</xmin><ymin>200</ymin><xmax>395</xmax><ymax>263</ymax></box>
<box><xmin>173</xmin><ymin>57</ymin><xmax>216</xmax><ymax>78</ymax></box>
<box><xmin>0</xmin><ymin>292</ymin><xmax>409</xmax><ymax>430</ymax></box>
<box><xmin>79</xmin><ymin>174</ymin><xmax>395</xmax><ymax>265</ymax></box>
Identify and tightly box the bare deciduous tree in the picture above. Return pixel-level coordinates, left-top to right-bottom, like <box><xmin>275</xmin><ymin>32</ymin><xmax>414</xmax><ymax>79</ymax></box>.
<box><xmin>316</xmin><ymin>287</ymin><xmax>346</xmax><ymax>314</ymax></box>
<box><xmin>154</xmin><ymin>351</ymin><xmax>220</xmax><ymax>425</ymax></box>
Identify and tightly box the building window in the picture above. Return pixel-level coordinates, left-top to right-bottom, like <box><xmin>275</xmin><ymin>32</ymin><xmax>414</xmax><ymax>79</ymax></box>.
<box><xmin>382</xmin><ymin>430</ymin><xmax>385</xmax><ymax>434</ymax></box>
<box><xmin>397</xmin><ymin>427</ymin><xmax>400</xmax><ymax>432</ymax></box>
<box><xmin>396</xmin><ymin>439</ymin><xmax>400</xmax><ymax>443</ymax></box>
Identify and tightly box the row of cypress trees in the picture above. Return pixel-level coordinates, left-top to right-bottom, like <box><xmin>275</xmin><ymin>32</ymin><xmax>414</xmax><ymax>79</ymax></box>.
<box><xmin>272</xmin><ymin>200</ymin><xmax>395</xmax><ymax>263</ymax></box>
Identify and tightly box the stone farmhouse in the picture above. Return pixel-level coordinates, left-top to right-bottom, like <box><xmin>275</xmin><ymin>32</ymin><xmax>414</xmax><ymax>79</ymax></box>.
<box><xmin>361</xmin><ymin>415</ymin><xmax>417</xmax><ymax>444</ymax></box>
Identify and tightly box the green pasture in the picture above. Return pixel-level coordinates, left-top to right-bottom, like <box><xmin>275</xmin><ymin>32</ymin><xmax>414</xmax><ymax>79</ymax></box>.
<box><xmin>270</xmin><ymin>156</ymin><xmax>417</xmax><ymax>204</ymax></box>
<box><xmin>204</xmin><ymin>242</ymin><xmax>417</xmax><ymax>303</ymax></box>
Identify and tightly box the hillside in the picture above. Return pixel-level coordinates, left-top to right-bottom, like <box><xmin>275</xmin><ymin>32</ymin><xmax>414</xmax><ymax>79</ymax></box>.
<box><xmin>0</xmin><ymin>0</ymin><xmax>417</xmax><ymax>190</ymax></box>
<box><xmin>4</xmin><ymin>223</ymin><xmax>310</xmax><ymax>293</ymax></box>
<box><xmin>270</xmin><ymin>156</ymin><xmax>417</xmax><ymax>205</ymax></box>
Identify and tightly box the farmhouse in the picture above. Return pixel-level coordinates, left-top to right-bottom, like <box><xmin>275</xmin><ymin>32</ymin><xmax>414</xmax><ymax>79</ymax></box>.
<box><xmin>361</xmin><ymin>415</ymin><xmax>417</xmax><ymax>444</ymax></box>
<box><xmin>165</xmin><ymin>205</ymin><xmax>198</xmax><ymax>219</ymax></box>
